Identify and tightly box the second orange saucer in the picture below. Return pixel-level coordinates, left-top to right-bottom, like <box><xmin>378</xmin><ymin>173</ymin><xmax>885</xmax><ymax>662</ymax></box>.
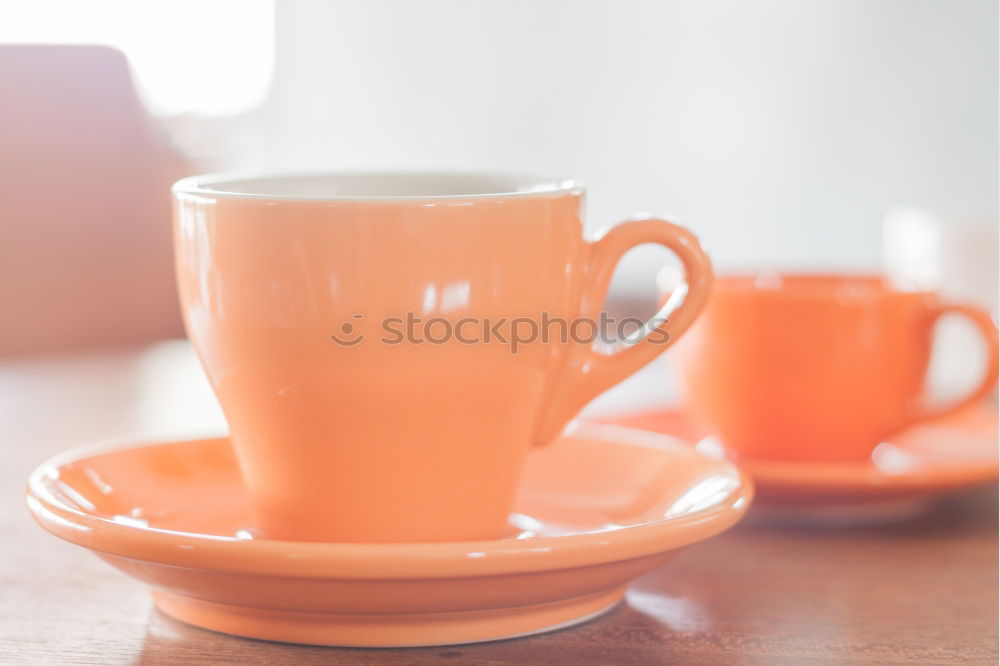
<box><xmin>26</xmin><ymin>423</ymin><xmax>751</xmax><ymax>647</ymax></box>
<box><xmin>593</xmin><ymin>406</ymin><xmax>998</xmax><ymax>523</ymax></box>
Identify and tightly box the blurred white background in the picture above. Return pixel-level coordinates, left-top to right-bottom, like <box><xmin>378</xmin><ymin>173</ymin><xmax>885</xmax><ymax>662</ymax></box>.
<box><xmin>0</xmin><ymin>0</ymin><xmax>994</xmax><ymax>410</ymax></box>
<box><xmin>260</xmin><ymin>0</ymin><xmax>998</xmax><ymax>296</ymax></box>
<box><xmin>4</xmin><ymin>0</ymin><xmax>997</xmax><ymax>299</ymax></box>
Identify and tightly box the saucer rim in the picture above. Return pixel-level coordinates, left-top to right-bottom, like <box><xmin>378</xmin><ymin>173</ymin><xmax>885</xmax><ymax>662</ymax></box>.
<box><xmin>594</xmin><ymin>407</ymin><xmax>999</xmax><ymax>494</ymax></box>
<box><xmin>26</xmin><ymin>423</ymin><xmax>754</xmax><ymax>580</ymax></box>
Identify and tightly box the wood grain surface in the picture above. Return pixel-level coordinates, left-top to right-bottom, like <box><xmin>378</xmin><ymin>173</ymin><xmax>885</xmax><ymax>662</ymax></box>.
<box><xmin>1</xmin><ymin>344</ymin><xmax>996</xmax><ymax>665</ymax></box>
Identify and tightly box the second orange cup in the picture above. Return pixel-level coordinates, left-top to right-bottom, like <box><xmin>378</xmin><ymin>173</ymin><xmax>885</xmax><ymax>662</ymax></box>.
<box><xmin>671</xmin><ymin>273</ymin><xmax>998</xmax><ymax>463</ymax></box>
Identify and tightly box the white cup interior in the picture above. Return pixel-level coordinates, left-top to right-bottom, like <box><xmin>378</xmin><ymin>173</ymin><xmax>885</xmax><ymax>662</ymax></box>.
<box><xmin>174</xmin><ymin>172</ymin><xmax>582</xmax><ymax>200</ymax></box>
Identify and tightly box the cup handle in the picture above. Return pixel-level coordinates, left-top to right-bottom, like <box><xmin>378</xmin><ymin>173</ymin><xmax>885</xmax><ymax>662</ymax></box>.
<box><xmin>904</xmin><ymin>302</ymin><xmax>999</xmax><ymax>426</ymax></box>
<box><xmin>532</xmin><ymin>217</ymin><xmax>713</xmax><ymax>446</ymax></box>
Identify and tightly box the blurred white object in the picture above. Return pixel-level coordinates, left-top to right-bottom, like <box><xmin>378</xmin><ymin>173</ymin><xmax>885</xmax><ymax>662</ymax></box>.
<box><xmin>883</xmin><ymin>206</ymin><xmax>999</xmax><ymax>399</ymax></box>
<box><xmin>2</xmin><ymin>0</ymin><xmax>274</xmax><ymax>117</ymax></box>
<box><xmin>884</xmin><ymin>206</ymin><xmax>998</xmax><ymax>314</ymax></box>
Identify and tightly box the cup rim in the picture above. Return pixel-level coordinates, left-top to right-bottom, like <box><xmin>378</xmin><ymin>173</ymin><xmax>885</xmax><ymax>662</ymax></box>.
<box><xmin>173</xmin><ymin>170</ymin><xmax>585</xmax><ymax>202</ymax></box>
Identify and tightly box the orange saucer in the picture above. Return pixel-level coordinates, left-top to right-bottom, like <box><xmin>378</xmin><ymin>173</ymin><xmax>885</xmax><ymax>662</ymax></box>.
<box><xmin>595</xmin><ymin>406</ymin><xmax>998</xmax><ymax>522</ymax></box>
<box><xmin>26</xmin><ymin>423</ymin><xmax>751</xmax><ymax>647</ymax></box>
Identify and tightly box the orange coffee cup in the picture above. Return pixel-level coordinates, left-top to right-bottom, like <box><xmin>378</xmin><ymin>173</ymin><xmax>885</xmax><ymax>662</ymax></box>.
<box><xmin>672</xmin><ymin>273</ymin><xmax>998</xmax><ymax>463</ymax></box>
<box><xmin>174</xmin><ymin>172</ymin><xmax>713</xmax><ymax>542</ymax></box>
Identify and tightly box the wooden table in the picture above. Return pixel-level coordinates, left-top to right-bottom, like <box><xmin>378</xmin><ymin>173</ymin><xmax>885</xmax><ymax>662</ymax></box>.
<box><xmin>1</xmin><ymin>342</ymin><xmax>996</xmax><ymax>665</ymax></box>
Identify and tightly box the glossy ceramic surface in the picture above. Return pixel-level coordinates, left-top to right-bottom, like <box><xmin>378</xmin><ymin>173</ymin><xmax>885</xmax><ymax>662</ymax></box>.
<box><xmin>26</xmin><ymin>424</ymin><xmax>751</xmax><ymax>647</ymax></box>
<box><xmin>174</xmin><ymin>172</ymin><xmax>713</xmax><ymax>542</ymax></box>
<box><xmin>597</xmin><ymin>407</ymin><xmax>998</xmax><ymax>507</ymax></box>
<box><xmin>671</xmin><ymin>274</ymin><xmax>998</xmax><ymax>462</ymax></box>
